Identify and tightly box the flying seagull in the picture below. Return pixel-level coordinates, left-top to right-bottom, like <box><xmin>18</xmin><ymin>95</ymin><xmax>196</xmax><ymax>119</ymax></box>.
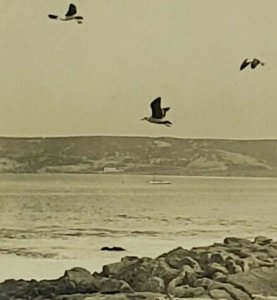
<box><xmin>240</xmin><ymin>58</ymin><xmax>265</xmax><ymax>71</ymax></box>
<box><xmin>141</xmin><ymin>97</ymin><xmax>172</xmax><ymax>127</ymax></box>
<box><xmin>48</xmin><ymin>4</ymin><xmax>84</xmax><ymax>24</ymax></box>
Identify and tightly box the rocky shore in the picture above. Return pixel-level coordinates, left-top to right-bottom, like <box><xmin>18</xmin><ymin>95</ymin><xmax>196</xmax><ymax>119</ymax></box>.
<box><xmin>1</xmin><ymin>236</ymin><xmax>277</xmax><ymax>300</ymax></box>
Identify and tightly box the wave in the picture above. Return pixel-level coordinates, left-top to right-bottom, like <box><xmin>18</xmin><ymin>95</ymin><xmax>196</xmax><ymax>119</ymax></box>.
<box><xmin>0</xmin><ymin>247</ymin><xmax>58</xmax><ymax>259</ymax></box>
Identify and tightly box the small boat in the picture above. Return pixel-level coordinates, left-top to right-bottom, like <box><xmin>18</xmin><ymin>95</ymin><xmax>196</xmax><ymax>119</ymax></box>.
<box><xmin>149</xmin><ymin>175</ymin><xmax>171</xmax><ymax>184</ymax></box>
<box><xmin>149</xmin><ymin>179</ymin><xmax>172</xmax><ymax>185</ymax></box>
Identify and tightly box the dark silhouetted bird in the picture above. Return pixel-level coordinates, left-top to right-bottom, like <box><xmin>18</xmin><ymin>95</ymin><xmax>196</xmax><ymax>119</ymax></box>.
<box><xmin>48</xmin><ymin>4</ymin><xmax>84</xmax><ymax>24</ymax></box>
<box><xmin>240</xmin><ymin>58</ymin><xmax>265</xmax><ymax>70</ymax></box>
<box><xmin>141</xmin><ymin>97</ymin><xmax>172</xmax><ymax>127</ymax></box>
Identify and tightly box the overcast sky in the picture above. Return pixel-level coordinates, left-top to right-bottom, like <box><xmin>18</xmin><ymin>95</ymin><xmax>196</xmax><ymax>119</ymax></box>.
<box><xmin>1</xmin><ymin>0</ymin><xmax>277</xmax><ymax>139</ymax></box>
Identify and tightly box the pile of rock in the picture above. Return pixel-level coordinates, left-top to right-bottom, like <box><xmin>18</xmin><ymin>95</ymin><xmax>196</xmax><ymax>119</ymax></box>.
<box><xmin>1</xmin><ymin>236</ymin><xmax>277</xmax><ymax>300</ymax></box>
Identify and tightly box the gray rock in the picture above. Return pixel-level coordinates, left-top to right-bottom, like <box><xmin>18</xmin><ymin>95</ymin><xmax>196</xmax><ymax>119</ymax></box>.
<box><xmin>206</xmin><ymin>262</ymin><xmax>229</xmax><ymax>277</ymax></box>
<box><xmin>229</xmin><ymin>266</ymin><xmax>277</xmax><ymax>296</ymax></box>
<box><xmin>172</xmin><ymin>285</ymin><xmax>206</xmax><ymax>298</ymax></box>
<box><xmin>210</xmin><ymin>282</ymin><xmax>252</xmax><ymax>300</ymax></box>
<box><xmin>167</xmin><ymin>265</ymin><xmax>198</xmax><ymax>294</ymax></box>
<box><xmin>224</xmin><ymin>237</ymin><xmax>252</xmax><ymax>247</ymax></box>
<box><xmin>209</xmin><ymin>288</ymin><xmax>233</xmax><ymax>299</ymax></box>
<box><xmin>254</xmin><ymin>236</ymin><xmax>273</xmax><ymax>246</ymax></box>
<box><xmin>226</xmin><ymin>259</ymin><xmax>243</xmax><ymax>274</ymax></box>
<box><xmin>101</xmin><ymin>257</ymin><xmax>140</xmax><ymax>279</ymax></box>
<box><xmin>158</xmin><ymin>247</ymin><xmax>195</xmax><ymax>269</ymax></box>
<box><xmin>63</xmin><ymin>267</ymin><xmax>97</xmax><ymax>293</ymax></box>
<box><xmin>82</xmin><ymin>292</ymin><xmax>179</xmax><ymax>300</ymax></box>
<box><xmin>147</xmin><ymin>276</ymin><xmax>165</xmax><ymax>294</ymax></box>
<box><xmin>116</xmin><ymin>256</ymin><xmax>177</xmax><ymax>291</ymax></box>
<box><xmin>93</xmin><ymin>278</ymin><xmax>132</xmax><ymax>294</ymax></box>
<box><xmin>153</xmin><ymin>258</ymin><xmax>179</xmax><ymax>285</ymax></box>
<box><xmin>196</xmin><ymin>277</ymin><xmax>214</xmax><ymax>289</ymax></box>
<box><xmin>212</xmin><ymin>271</ymin><xmax>227</xmax><ymax>282</ymax></box>
<box><xmin>180</xmin><ymin>256</ymin><xmax>202</xmax><ymax>273</ymax></box>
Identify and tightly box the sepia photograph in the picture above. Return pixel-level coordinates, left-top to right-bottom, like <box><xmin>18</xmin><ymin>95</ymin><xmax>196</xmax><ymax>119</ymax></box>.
<box><xmin>1</xmin><ymin>1</ymin><xmax>277</xmax><ymax>299</ymax></box>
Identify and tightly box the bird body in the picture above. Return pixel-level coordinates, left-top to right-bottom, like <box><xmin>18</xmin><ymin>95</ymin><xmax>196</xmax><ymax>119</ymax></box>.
<box><xmin>141</xmin><ymin>97</ymin><xmax>172</xmax><ymax>127</ymax></box>
<box><xmin>251</xmin><ymin>58</ymin><xmax>265</xmax><ymax>69</ymax></box>
<box><xmin>240</xmin><ymin>58</ymin><xmax>265</xmax><ymax>70</ymax></box>
<box><xmin>48</xmin><ymin>4</ymin><xmax>84</xmax><ymax>24</ymax></box>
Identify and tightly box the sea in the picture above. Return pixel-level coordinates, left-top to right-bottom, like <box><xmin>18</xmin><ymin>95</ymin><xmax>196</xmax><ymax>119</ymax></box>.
<box><xmin>0</xmin><ymin>173</ymin><xmax>277</xmax><ymax>282</ymax></box>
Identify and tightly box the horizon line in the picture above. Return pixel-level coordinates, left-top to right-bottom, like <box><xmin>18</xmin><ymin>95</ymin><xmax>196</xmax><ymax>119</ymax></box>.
<box><xmin>0</xmin><ymin>134</ymin><xmax>277</xmax><ymax>141</ymax></box>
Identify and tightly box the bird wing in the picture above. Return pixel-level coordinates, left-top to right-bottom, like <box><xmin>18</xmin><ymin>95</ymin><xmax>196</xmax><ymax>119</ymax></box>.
<box><xmin>240</xmin><ymin>59</ymin><xmax>251</xmax><ymax>70</ymax></box>
<box><xmin>150</xmin><ymin>97</ymin><xmax>163</xmax><ymax>119</ymax></box>
<box><xmin>162</xmin><ymin>107</ymin><xmax>170</xmax><ymax>117</ymax></box>
<box><xmin>48</xmin><ymin>14</ymin><xmax>58</xmax><ymax>19</ymax></box>
<box><xmin>251</xmin><ymin>58</ymin><xmax>260</xmax><ymax>69</ymax></box>
<box><xmin>65</xmin><ymin>4</ymin><xmax>77</xmax><ymax>17</ymax></box>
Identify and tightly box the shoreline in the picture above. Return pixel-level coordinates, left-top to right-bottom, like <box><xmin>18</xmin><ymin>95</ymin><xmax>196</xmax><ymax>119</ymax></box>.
<box><xmin>1</xmin><ymin>235</ymin><xmax>277</xmax><ymax>299</ymax></box>
<box><xmin>0</xmin><ymin>236</ymin><xmax>223</xmax><ymax>282</ymax></box>
<box><xmin>2</xmin><ymin>172</ymin><xmax>277</xmax><ymax>180</ymax></box>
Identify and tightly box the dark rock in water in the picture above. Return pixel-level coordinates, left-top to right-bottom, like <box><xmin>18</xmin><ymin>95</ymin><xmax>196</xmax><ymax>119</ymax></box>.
<box><xmin>101</xmin><ymin>247</ymin><xmax>126</xmax><ymax>252</ymax></box>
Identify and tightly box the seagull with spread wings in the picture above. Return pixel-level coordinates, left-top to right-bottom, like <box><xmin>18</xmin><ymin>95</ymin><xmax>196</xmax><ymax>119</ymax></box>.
<box><xmin>141</xmin><ymin>97</ymin><xmax>172</xmax><ymax>127</ymax></box>
<box><xmin>48</xmin><ymin>4</ymin><xmax>84</xmax><ymax>24</ymax></box>
<box><xmin>240</xmin><ymin>58</ymin><xmax>265</xmax><ymax>70</ymax></box>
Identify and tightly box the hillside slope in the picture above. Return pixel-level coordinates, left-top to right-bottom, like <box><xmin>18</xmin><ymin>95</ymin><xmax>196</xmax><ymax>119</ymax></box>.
<box><xmin>0</xmin><ymin>136</ymin><xmax>277</xmax><ymax>176</ymax></box>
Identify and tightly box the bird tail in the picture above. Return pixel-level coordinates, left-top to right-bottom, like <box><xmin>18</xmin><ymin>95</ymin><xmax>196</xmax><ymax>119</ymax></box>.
<box><xmin>48</xmin><ymin>14</ymin><xmax>58</xmax><ymax>19</ymax></box>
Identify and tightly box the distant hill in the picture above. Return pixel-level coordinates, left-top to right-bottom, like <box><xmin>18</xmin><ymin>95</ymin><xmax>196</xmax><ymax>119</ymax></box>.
<box><xmin>0</xmin><ymin>136</ymin><xmax>277</xmax><ymax>177</ymax></box>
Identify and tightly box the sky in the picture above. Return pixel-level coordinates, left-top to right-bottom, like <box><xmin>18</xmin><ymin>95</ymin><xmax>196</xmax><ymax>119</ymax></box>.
<box><xmin>1</xmin><ymin>0</ymin><xmax>277</xmax><ymax>139</ymax></box>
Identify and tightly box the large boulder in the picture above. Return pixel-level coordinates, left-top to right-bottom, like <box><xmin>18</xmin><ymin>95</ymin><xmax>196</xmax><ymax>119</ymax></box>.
<box><xmin>101</xmin><ymin>256</ymin><xmax>139</xmax><ymax>278</ymax></box>
<box><xmin>167</xmin><ymin>265</ymin><xmax>206</xmax><ymax>297</ymax></box>
<box><xmin>209</xmin><ymin>288</ymin><xmax>233</xmax><ymax>300</ymax></box>
<box><xmin>229</xmin><ymin>266</ymin><xmax>277</xmax><ymax>296</ymax></box>
<box><xmin>93</xmin><ymin>277</ymin><xmax>133</xmax><ymax>294</ymax></box>
<box><xmin>209</xmin><ymin>282</ymin><xmax>252</xmax><ymax>300</ymax></box>
<box><xmin>63</xmin><ymin>267</ymin><xmax>97</xmax><ymax>293</ymax></box>
<box><xmin>224</xmin><ymin>237</ymin><xmax>252</xmax><ymax>247</ymax></box>
<box><xmin>157</xmin><ymin>247</ymin><xmax>196</xmax><ymax>269</ymax></box>
<box><xmin>115</xmin><ymin>256</ymin><xmax>177</xmax><ymax>292</ymax></box>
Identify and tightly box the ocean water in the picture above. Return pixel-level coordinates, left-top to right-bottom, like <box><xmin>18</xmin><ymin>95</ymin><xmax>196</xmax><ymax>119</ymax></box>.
<box><xmin>0</xmin><ymin>173</ymin><xmax>277</xmax><ymax>281</ymax></box>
